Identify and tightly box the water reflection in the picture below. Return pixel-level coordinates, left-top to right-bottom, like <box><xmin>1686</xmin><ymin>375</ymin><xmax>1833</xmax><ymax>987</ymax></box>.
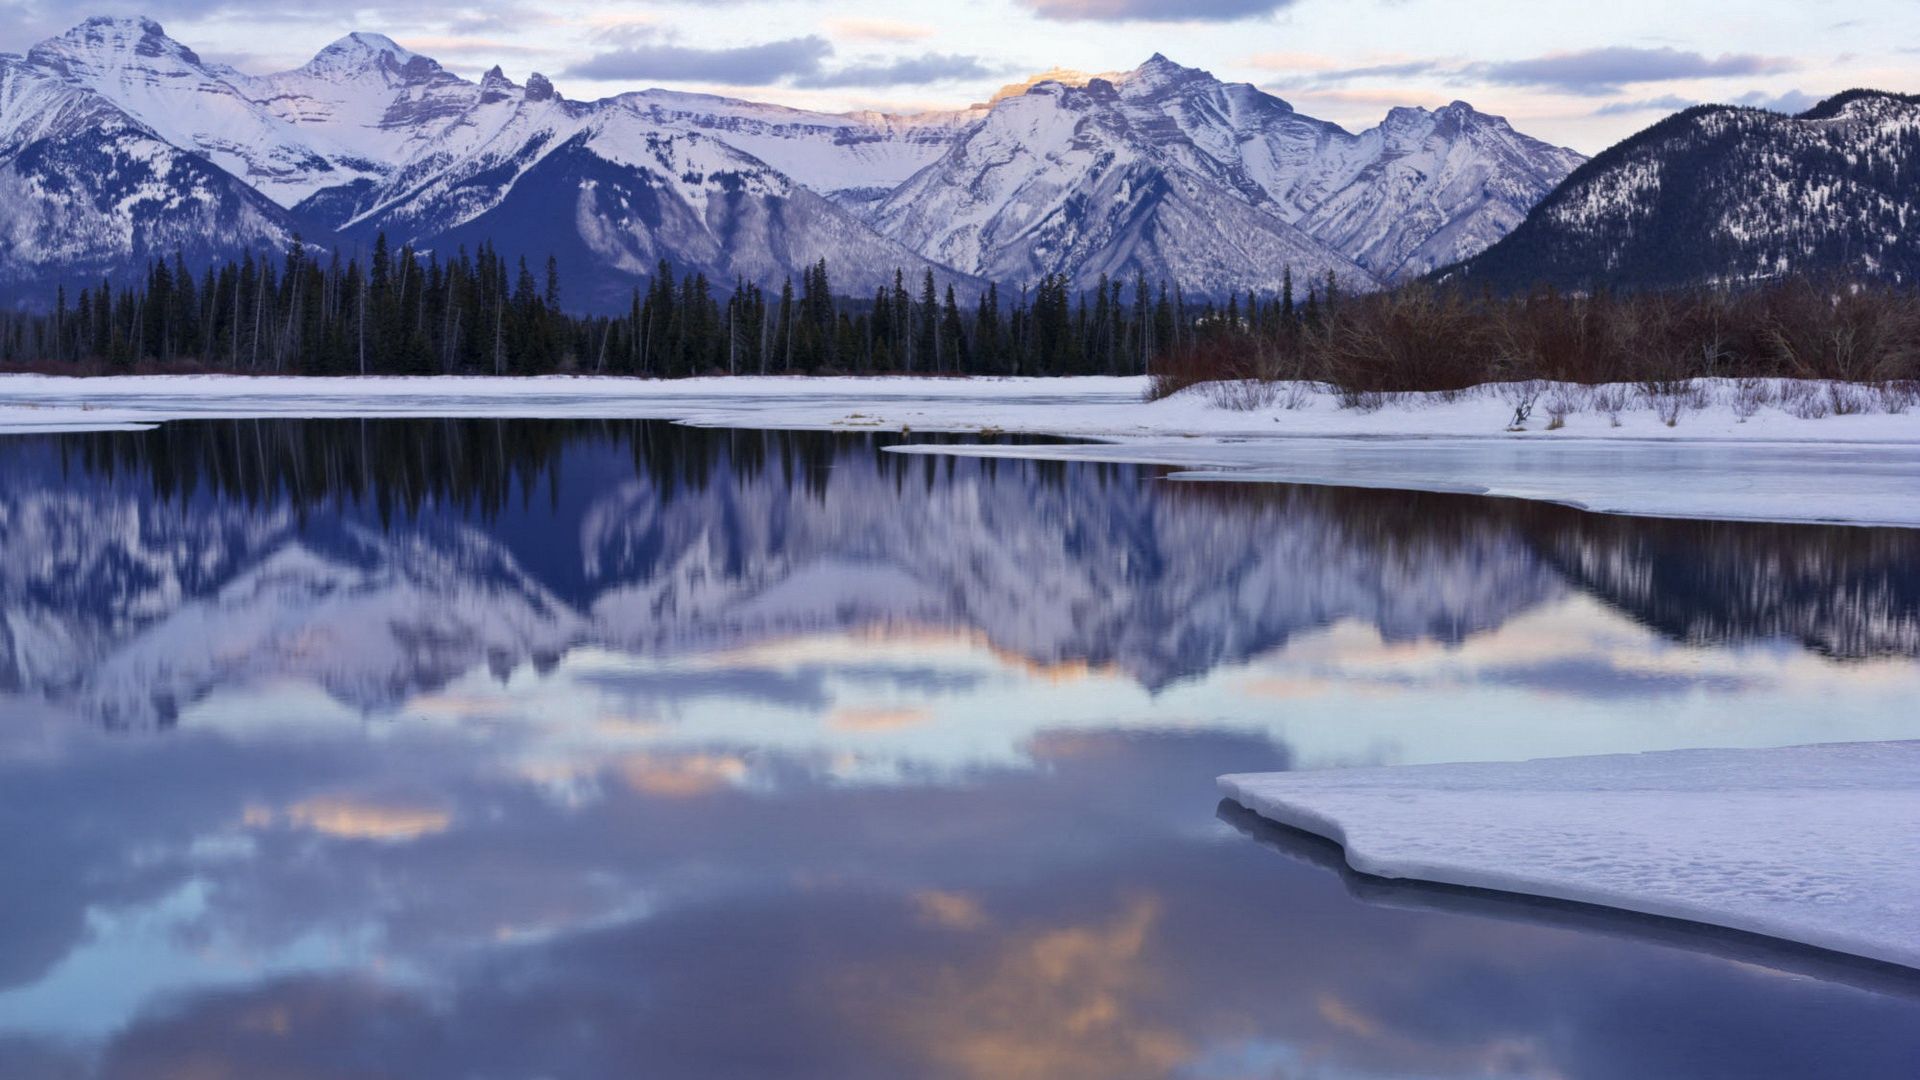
<box><xmin>1</xmin><ymin>420</ymin><xmax>1917</xmax><ymax>1078</ymax></box>
<box><xmin>6</xmin><ymin>420</ymin><xmax>1917</xmax><ymax>730</ymax></box>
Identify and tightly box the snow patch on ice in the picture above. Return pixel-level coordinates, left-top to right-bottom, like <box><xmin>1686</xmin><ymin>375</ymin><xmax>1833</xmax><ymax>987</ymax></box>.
<box><xmin>1220</xmin><ymin>740</ymin><xmax>1920</xmax><ymax>970</ymax></box>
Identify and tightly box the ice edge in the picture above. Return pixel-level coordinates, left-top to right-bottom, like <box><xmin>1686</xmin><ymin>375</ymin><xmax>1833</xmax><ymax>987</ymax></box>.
<box><xmin>1217</xmin><ymin>770</ymin><xmax>1920</xmax><ymax>973</ymax></box>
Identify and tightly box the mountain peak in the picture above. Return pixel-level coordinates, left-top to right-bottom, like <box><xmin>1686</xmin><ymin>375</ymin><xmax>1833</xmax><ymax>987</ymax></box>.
<box><xmin>77</xmin><ymin>14</ymin><xmax>165</xmax><ymax>34</ymax></box>
<box><xmin>302</xmin><ymin>31</ymin><xmax>437</xmax><ymax>82</ymax></box>
<box><xmin>1116</xmin><ymin>53</ymin><xmax>1213</xmax><ymax>96</ymax></box>
<box><xmin>28</xmin><ymin>15</ymin><xmax>207</xmax><ymax>78</ymax></box>
<box><xmin>986</xmin><ymin>66</ymin><xmax>1097</xmax><ymax>104</ymax></box>
<box><xmin>1130</xmin><ymin>53</ymin><xmax>1202</xmax><ymax>78</ymax></box>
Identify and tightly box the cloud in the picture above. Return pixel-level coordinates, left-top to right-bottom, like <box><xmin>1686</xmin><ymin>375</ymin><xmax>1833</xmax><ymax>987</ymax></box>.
<box><xmin>795</xmin><ymin>52</ymin><xmax>999</xmax><ymax>89</ymax></box>
<box><xmin>567</xmin><ymin>36</ymin><xmax>995</xmax><ymax>90</ymax></box>
<box><xmin>394</xmin><ymin>35</ymin><xmax>547</xmax><ymax>59</ymax></box>
<box><xmin>1734</xmin><ymin>88</ymin><xmax>1817</xmax><ymax>113</ymax></box>
<box><xmin>1592</xmin><ymin>88</ymin><xmax>1817</xmax><ymax>118</ymax></box>
<box><xmin>1016</xmin><ymin>0</ymin><xmax>1297</xmax><ymax>23</ymax></box>
<box><xmin>825</xmin><ymin>17</ymin><xmax>936</xmax><ymax>42</ymax></box>
<box><xmin>567</xmin><ymin>36</ymin><xmax>833</xmax><ymax>85</ymax></box>
<box><xmin>1475</xmin><ymin>47</ymin><xmax>1797</xmax><ymax>96</ymax></box>
<box><xmin>1592</xmin><ymin>93</ymin><xmax>1698</xmax><ymax>116</ymax></box>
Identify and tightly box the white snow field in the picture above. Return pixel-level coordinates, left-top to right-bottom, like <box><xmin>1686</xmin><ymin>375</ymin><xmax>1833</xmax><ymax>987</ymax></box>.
<box><xmin>1</xmin><ymin>373</ymin><xmax>1917</xmax><ymax>526</ymax></box>
<box><xmin>1220</xmin><ymin>741</ymin><xmax>1920</xmax><ymax>970</ymax></box>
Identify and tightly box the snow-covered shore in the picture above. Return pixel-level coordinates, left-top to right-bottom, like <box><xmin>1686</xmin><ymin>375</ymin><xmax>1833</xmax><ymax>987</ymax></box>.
<box><xmin>2</xmin><ymin>373</ymin><xmax>1916</xmax><ymax>526</ymax></box>
<box><xmin>1221</xmin><ymin>741</ymin><xmax>1920</xmax><ymax>972</ymax></box>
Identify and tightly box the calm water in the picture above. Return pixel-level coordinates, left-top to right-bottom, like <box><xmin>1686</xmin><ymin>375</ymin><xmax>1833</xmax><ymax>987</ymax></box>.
<box><xmin>1</xmin><ymin>419</ymin><xmax>1917</xmax><ymax>1079</ymax></box>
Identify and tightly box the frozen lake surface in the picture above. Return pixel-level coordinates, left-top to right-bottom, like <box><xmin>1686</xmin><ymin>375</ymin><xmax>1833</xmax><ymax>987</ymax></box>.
<box><xmin>1222</xmin><ymin>741</ymin><xmax>1920</xmax><ymax>970</ymax></box>
<box><xmin>3</xmin><ymin>373</ymin><xmax>1917</xmax><ymax>526</ymax></box>
<box><xmin>1</xmin><ymin>417</ymin><xmax>1916</xmax><ymax>1077</ymax></box>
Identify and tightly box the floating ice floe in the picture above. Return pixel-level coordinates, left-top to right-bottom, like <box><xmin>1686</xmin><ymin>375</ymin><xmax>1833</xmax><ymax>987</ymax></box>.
<box><xmin>1220</xmin><ymin>740</ymin><xmax>1920</xmax><ymax>970</ymax></box>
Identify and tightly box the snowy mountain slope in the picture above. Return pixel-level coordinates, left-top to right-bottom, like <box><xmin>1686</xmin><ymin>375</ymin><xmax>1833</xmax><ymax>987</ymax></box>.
<box><xmin>347</xmin><ymin>91</ymin><xmax>968</xmax><ymax>301</ymax></box>
<box><xmin>1100</xmin><ymin>57</ymin><xmax>1583</xmax><ymax>280</ymax></box>
<box><xmin>242</xmin><ymin>32</ymin><xmax>492</xmax><ymax>175</ymax></box>
<box><xmin>613</xmin><ymin>89</ymin><xmax>982</xmax><ymax>206</ymax></box>
<box><xmin>1294</xmin><ymin>102</ymin><xmax>1587</xmax><ymax>281</ymax></box>
<box><xmin>872</xmin><ymin>77</ymin><xmax>1378</xmax><ymax>295</ymax></box>
<box><xmin>21</xmin><ymin>17</ymin><xmax>379</xmax><ymax>205</ymax></box>
<box><xmin>873</xmin><ymin>56</ymin><xmax>1583</xmax><ymax>291</ymax></box>
<box><xmin>1444</xmin><ymin>90</ymin><xmax>1920</xmax><ymax>290</ymax></box>
<box><xmin>0</xmin><ymin>54</ymin><xmax>297</xmax><ymax>289</ymax></box>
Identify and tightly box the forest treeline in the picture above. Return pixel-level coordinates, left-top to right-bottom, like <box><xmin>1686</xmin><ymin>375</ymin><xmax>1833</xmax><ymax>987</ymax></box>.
<box><xmin>1</xmin><ymin>235</ymin><xmax>1917</xmax><ymax>390</ymax></box>
<box><xmin>0</xmin><ymin>236</ymin><xmax>1181</xmax><ymax>377</ymax></box>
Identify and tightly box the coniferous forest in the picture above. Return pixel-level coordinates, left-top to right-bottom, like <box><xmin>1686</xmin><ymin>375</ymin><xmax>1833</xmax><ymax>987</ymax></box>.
<box><xmin>2</xmin><ymin>235</ymin><xmax>1917</xmax><ymax>392</ymax></box>
<box><xmin>0</xmin><ymin>236</ymin><xmax>1178</xmax><ymax>378</ymax></box>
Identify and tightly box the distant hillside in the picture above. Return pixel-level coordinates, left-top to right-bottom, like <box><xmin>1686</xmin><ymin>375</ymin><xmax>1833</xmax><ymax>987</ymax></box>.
<box><xmin>1440</xmin><ymin>90</ymin><xmax>1920</xmax><ymax>291</ymax></box>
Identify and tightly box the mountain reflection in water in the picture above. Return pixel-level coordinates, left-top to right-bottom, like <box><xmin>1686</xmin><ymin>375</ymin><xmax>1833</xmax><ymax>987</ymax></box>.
<box><xmin>0</xmin><ymin>419</ymin><xmax>1916</xmax><ymax>1079</ymax></box>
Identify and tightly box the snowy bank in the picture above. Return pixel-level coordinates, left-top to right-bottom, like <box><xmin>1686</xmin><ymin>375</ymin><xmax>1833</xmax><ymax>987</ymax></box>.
<box><xmin>2</xmin><ymin>373</ymin><xmax>1917</xmax><ymax>526</ymax></box>
<box><xmin>1220</xmin><ymin>741</ymin><xmax>1920</xmax><ymax>970</ymax></box>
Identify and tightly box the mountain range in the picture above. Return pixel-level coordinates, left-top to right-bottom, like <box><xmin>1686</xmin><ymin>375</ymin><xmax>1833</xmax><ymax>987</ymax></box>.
<box><xmin>0</xmin><ymin>16</ymin><xmax>1585</xmax><ymax>308</ymax></box>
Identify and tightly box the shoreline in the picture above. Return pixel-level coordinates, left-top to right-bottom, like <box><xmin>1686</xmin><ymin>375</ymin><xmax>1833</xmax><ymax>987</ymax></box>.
<box><xmin>4</xmin><ymin>372</ymin><xmax>1917</xmax><ymax>527</ymax></box>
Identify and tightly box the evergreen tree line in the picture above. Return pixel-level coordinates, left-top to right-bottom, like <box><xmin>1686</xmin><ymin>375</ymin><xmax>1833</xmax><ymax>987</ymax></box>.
<box><xmin>0</xmin><ymin>235</ymin><xmax>1299</xmax><ymax>377</ymax></box>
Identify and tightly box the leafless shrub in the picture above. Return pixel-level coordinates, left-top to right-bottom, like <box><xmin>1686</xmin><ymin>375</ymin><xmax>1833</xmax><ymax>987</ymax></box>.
<box><xmin>1589</xmin><ymin>384</ymin><xmax>1629</xmax><ymax>427</ymax></box>
<box><xmin>1641</xmin><ymin>373</ymin><xmax>1702</xmax><ymax>427</ymax></box>
<box><xmin>1827</xmin><ymin>382</ymin><xmax>1873</xmax><ymax>416</ymax></box>
<box><xmin>1729</xmin><ymin>377</ymin><xmax>1774</xmax><ymax>421</ymax></box>
<box><xmin>1206</xmin><ymin>378</ymin><xmax>1278</xmax><ymax>411</ymax></box>
<box><xmin>1338</xmin><ymin>387</ymin><xmax>1387</xmax><ymax>412</ymax></box>
<box><xmin>1498</xmin><ymin>379</ymin><xmax>1545</xmax><ymax>429</ymax></box>
<box><xmin>1877</xmin><ymin>380</ymin><xmax>1918</xmax><ymax>415</ymax></box>
<box><xmin>1544</xmin><ymin>385</ymin><xmax>1584</xmax><ymax>428</ymax></box>
<box><xmin>1780</xmin><ymin>381</ymin><xmax>1831</xmax><ymax>419</ymax></box>
<box><xmin>1277</xmin><ymin>380</ymin><xmax>1317</xmax><ymax>410</ymax></box>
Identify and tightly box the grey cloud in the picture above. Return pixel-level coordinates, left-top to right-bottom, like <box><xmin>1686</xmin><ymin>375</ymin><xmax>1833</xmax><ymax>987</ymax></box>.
<box><xmin>1734</xmin><ymin>88</ymin><xmax>1817</xmax><ymax>114</ymax></box>
<box><xmin>1592</xmin><ymin>88</ymin><xmax>1817</xmax><ymax>119</ymax></box>
<box><xmin>1277</xmin><ymin>47</ymin><xmax>1799</xmax><ymax>105</ymax></box>
<box><xmin>1016</xmin><ymin>0</ymin><xmax>1297</xmax><ymax>23</ymax></box>
<box><xmin>1592</xmin><ymin>94</ymin><xmax>1698</xmax><ymax>116</ymax></box>
<box><xmin>794</xmin><ymin>52</ymin><xmax>999</xmax><ymax>88</ymax></box>
<box><xmin>1474</xmin><ymin>47</ymin><xmax>1797</xmax><ymax>96</ymax></box>
<box><xmin>568</xmin><ymin>36</ymin><xmax>998</xmax><ymax>91</ymax></box>
<box><xmin>566</xmin><ymin>36</ymin><xmax>833</xmax><ymax>85</ymax></box>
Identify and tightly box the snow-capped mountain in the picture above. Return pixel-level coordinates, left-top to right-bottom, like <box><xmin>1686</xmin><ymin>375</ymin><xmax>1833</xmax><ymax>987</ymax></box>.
<box><xmin>334</xmin><ymin>80</ymin><xmax>965</xmax><ymax>304</ymax></box>
<box><xmin>872</xmin><ymin>57</ymin><xmax>1585</xmax><ymax>289</ymax></box>
<box><xmin>1</xmin><ymin>16</ymin><xmax>969</xmax><ymax>305</ymax></box>
<box><xmin>0</xmin><ymin>50</ymin><xmax>297</xmax><ymax>289</ymax></box>
<box><xmin>1294</xmin><ymin>101</ymin><xmax>1588</xmax><ymax>281</ymax></box>
<box><xmin>0</xmin><ymin>16</ymin><xmax>1583</xmax><ymax>305</ymax></box>
<box><xmin>612</xmin><ymin>89</ymin><xmax>983</xmax><ymax>213</ymax></box>
<box><xmin>1444</xmin><ymin>91</ymin><xmax>1920</xmax><ymax>290</ymax></box>
<box><xmin>872</xmin><ymin>75</ymin><xmax>1378</xmax><ymax>295</ymax></box>
<box><xmin>21</xmin><ymin>16</ymin><xmax>379</xmax><ymax>205</ymax></box>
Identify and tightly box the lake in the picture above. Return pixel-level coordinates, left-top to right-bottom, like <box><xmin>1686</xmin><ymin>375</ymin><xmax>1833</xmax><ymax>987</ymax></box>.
<box><xmin>1</xmin><ymin>418</ymin><xmax>1916</xmax><ymax>1078</ymax></box>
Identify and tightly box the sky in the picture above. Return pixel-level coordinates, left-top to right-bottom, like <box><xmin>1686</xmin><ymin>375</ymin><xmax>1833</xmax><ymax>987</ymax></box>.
<box><xmin>1</xmin><ymin>0</ymin><xmax>1916</xmax><ymax>153</ymax></box>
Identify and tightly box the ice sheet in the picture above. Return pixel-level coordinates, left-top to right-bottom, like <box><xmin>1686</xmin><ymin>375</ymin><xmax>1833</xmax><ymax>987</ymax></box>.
<box><xmin>1220</xmin><ymin>741</ymin><xmax>1920</xmax><ymax>970</ymax></box>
